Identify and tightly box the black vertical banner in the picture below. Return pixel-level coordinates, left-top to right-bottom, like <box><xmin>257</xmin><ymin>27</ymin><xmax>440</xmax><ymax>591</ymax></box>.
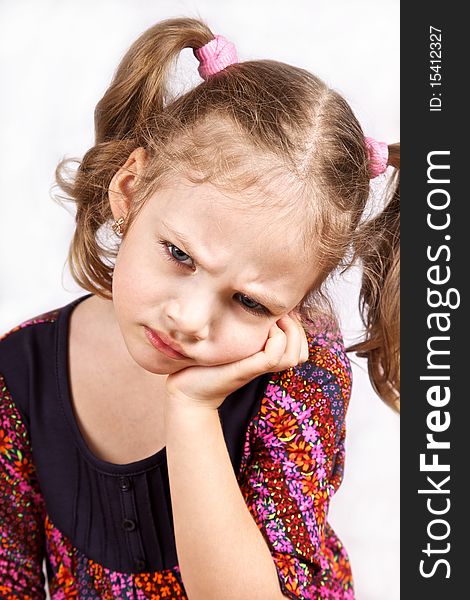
<box><xmin>401</xmin><ymin>4</ymin><xmax>466</xmax><ymax>598</ymax></box>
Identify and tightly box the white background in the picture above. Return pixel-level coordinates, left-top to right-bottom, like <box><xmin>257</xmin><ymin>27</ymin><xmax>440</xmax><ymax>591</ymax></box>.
<box><xmin>0</xmin><ymin>1</ymin><xmax>399</xmax><ymax>598</ymax></box>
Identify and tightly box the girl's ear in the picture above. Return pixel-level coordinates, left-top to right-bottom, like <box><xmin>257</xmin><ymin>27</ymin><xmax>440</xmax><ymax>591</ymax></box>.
<box><xmin>108</xmin><ymin>147</ymin><xmax>148</xmax><ymax>220</ymax></box>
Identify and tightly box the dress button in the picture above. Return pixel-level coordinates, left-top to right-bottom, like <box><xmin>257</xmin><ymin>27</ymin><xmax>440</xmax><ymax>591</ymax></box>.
<box><xmin>134</xmin><ymin>558</ymin><xmax>146</xmax><ymax>572</ymax></box>
<box><xmin>119</xmin><ymin>477</ymin><xmax>131</xmax><ymax>492</ymax></box>
<box><xmin>122</xmin><ymin>518</ymin><xmax>137</xmax><ymax>532</ymax></box>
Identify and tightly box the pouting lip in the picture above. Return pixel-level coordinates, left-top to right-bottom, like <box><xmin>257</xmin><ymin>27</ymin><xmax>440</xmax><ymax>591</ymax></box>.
<box><xmin>145</xmin><ymin>326</ymin><xmax>189</xmax><ymax>358</ymax></box>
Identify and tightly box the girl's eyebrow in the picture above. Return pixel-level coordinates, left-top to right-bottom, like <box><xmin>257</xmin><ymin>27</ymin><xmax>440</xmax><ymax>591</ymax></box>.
<box><xmin>159</xmin><ymin>220</ymin><xmax>288</xmax><ymax>312</ymax></box>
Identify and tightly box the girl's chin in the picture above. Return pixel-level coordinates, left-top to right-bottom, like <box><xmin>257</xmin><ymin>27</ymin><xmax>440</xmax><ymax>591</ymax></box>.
<box><xmin>142</xmin><ymin>364</ymin><xmax>189</xmax><ymax>375</ymax></box>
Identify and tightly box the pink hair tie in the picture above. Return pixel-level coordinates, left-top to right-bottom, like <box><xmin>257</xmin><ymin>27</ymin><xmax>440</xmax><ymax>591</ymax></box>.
<box><xmin>365</xmin><ymin>136</ymin><xmax>389</xmax><ymax>178</ymax></box>
<box><xmin>194</xmin><ymin>34</ymin><xmax>238</xmax><ymax>80</ymax></box>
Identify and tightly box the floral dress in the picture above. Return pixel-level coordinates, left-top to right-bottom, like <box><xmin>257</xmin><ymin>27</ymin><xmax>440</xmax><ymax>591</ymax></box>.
<box><xmin>0</xmin><ymin>293</ymin><xmax>354</xmax><ymax>599</ymax></box>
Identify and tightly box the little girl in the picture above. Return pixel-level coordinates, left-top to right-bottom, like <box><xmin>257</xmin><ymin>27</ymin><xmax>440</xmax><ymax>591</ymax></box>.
<box><xmin>0</xmin><ymin>16</ymin><xmax>399</xmax><ymax>600</ymax></box>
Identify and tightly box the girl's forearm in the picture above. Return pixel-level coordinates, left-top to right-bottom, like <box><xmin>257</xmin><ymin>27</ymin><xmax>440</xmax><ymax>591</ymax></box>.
<box><xmin>164</xmin><ymin>401</ymin><xmax>287</xmax><ymax>600</ymax></box>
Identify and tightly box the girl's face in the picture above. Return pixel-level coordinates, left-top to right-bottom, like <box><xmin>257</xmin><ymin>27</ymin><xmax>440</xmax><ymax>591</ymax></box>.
<box><xmin>111</xmin><ymin>164</ymin><xmax>317</xmax><ymax>376</ymax></box>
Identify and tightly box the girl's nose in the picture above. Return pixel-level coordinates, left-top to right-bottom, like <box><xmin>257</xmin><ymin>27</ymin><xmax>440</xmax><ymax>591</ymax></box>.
<box><xmin>164</xmin><ymin>296</ymin><xmax>210</xmax><ymax>341</ymax></box>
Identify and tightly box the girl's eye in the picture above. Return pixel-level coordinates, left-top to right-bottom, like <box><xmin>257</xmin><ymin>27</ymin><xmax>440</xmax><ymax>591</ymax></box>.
<box><xmin>235</xmin><ymin>293</ymin><xmax>269</xmax><ymax>317</ymax></box>
<box><xmin>169</xmin><ymin>244</ymin><xmax>191</xmax><ymax>263</ymax></box>
<box><xmin>160</xmin><ymin>241</ymin><xmax>194</xmax><ymax>269</ymax></box>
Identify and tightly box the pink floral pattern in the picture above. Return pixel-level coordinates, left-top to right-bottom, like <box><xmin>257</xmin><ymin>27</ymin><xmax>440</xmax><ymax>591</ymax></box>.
<box><xmin>236</xmin><ymin>324</ymin><xmax>354</xmax><ymax>599</ymax></box>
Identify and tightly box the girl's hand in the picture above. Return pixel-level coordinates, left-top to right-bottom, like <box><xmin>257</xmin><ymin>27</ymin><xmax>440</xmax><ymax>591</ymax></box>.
<box><xmin>164</xmin><ymin>312</ymin><xmax>309</xmax><ymax>411</ymax></box>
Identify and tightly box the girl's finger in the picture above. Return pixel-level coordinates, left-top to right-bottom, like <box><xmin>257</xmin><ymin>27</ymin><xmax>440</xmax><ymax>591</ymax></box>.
<box><xmin>262</xmin><ymin>320</ymin><xmax>289</xmax><ymax>369</ymax></box>
<box><xmin>301</xmin><ymin>331</ymin><xmax>309</xmax><ymax>362</ymax></box>
<box><xmin>224</xmin><ymin>316</ymin><xmax>307</xmax><ymax>387</ymax></box>
<box><xmin>296</xmin><ymin>319</ymin><xmax>309</xmax><ymax>363</ymax></box>
<box><xmin>289</xmin><ymin>312</ymin><xmax>309</xmax><ymax>363</ymax></box>
<box><xmin>276</xmin><ymin>314</ymin><xmax>303</xmax><ymax>368</ymax></box>
<box><xmin>222</xmin><ymin>320</ymin><xmax>288</xmax><ymax>384</ymax></box>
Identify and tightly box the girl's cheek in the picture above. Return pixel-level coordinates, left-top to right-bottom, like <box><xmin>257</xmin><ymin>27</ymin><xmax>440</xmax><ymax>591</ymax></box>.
<box><xmin>228</xmin><ymin>325</ymin><xmax>271</xmax><ymax>360</ymax></box>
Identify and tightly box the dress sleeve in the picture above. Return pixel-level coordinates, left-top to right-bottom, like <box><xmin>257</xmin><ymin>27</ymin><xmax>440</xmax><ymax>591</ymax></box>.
<box><xmin>0</xmin><ymin>373</ymin><xmax>47</xmax><ymax>599</ymax></box>
<box><xmin>236</xmin><ymin>329</ymin><xmax>353</xmax><ymax>600</ymax></box>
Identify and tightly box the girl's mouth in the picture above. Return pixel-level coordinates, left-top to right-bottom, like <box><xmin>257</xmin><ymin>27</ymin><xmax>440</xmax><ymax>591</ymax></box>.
<box><xmin>144</xmin><ymin>327</ymin><xmax>189</xmax><ymax>360</ymax></box>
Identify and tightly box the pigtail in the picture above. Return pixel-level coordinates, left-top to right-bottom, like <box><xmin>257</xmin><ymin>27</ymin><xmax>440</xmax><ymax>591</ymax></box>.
<box><xmin>54</xmin><ymin>18</ymin><xmax>214</xmax><ymax>297</ymax></box>
<box><xmin>348</xmin><ymin>143</ymin><xmax>400</xmax><ymax>413</ymax></box>
<box><xmin>93</xmin><ymin>18</ymin><xmax>213</xmax><ymax>143</ymax></box>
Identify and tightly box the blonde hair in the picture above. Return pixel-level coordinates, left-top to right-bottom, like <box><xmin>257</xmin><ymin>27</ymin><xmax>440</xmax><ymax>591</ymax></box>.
<box><xmin>54</xmin><ymin>17</ymin><xmax>400</xmax><ymax>413</ymax></box>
